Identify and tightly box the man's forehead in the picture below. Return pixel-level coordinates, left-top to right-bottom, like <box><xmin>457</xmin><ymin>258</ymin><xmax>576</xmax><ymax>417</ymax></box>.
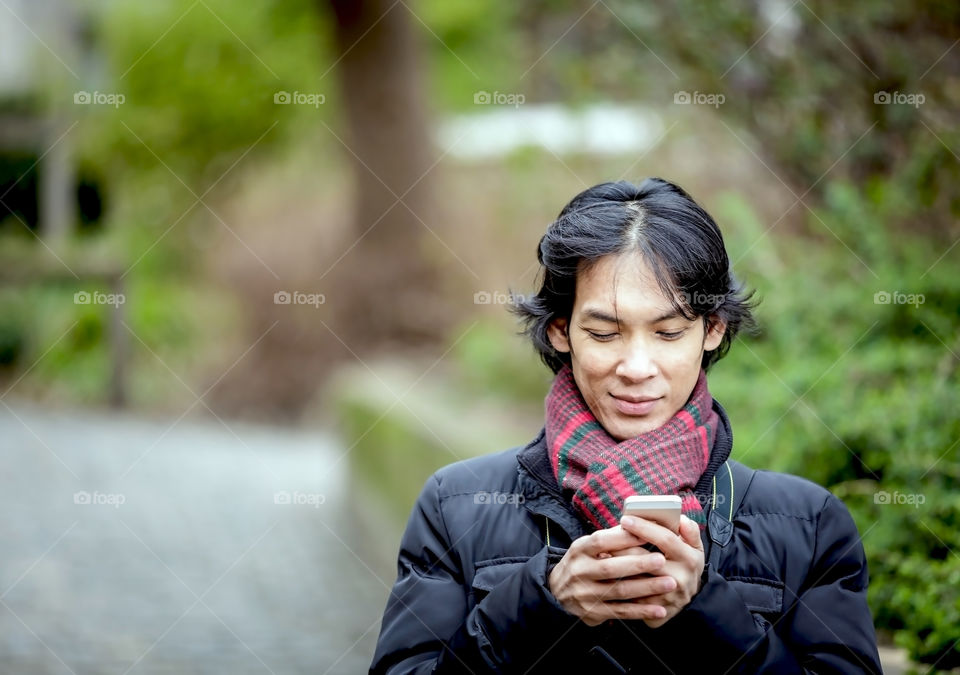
<box><xmin>575</xmin><ymin>254</ymin><xmax>680</xmax><ymax>322</ymax></box>
<box><xmin>577</xmin><ymin>303</ymin><xmax>681</xmax><ymax>324</ymax></box>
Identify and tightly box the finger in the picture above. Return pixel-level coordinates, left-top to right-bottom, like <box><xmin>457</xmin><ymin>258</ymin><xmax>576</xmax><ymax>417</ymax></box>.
<box><xmin>581</xmin><ymin>597</ymin><xmax>668</xmax><ymax>623</ymax></box>
<box><xmin>600</xmin><ymin>574</ymin><xmax>677</xmax><ymax>601</ymax></box>
<box><xmin>620</xmin><ymin>516</ymin><xmax>686</xmax><ymax>558</ymax></box>
<box><xmin>608</xmin><ymin>545</ymin><xmax>649</xmax><ymax>557</ymax></box>
<box><xmin>577</xmin><ymin>525</ymin><xmax>644</xmax><ymax>558</ymax></box>
<box><xmin>607</xmin><ymin>600</ymin><xmax>669</xmax><ymax>622</ymax></box>
<box><xmin>678</xmin><ymin>515</ymin><xmax>704</xmax><ymax>552</ymax></box>
<box><xmin>584</xmin><ymin>551</ymin><xmax>666</xmax><ymax>581</ymax></box>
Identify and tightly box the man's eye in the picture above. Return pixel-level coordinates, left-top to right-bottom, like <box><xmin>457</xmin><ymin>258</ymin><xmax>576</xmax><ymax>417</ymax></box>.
<box><xmin>586</xmin><ymin>330</ymin><xmax>617</xmax><ymax>341</ymax></box>
<box><xmin>658</xmin><ymin>330</ymin><xmax>685</xmax><ymax>340</ymax></box>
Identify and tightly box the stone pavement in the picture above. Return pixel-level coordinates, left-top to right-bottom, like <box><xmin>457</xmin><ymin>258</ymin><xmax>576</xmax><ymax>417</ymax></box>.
<box><xmin>0</xmin><ymin>403</ymin><xmax>389</xmax><ymax>674</ymax></box>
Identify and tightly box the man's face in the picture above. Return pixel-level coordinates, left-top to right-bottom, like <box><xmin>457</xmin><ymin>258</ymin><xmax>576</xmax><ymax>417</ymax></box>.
<box><xmin>547</xmin><ymin>252</ymin><xmax>726</xmax><ymax>441</ymax></box>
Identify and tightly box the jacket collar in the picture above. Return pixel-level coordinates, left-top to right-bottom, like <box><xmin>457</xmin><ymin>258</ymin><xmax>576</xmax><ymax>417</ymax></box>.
<box><xmin>516</xmin><ymin>399</ymin><xmax>735</xmax><ymax>542</ymax></box>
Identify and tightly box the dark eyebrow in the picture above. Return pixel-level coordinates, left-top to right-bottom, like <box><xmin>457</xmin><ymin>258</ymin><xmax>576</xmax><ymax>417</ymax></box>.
<box><xmin>651</xmin><ymin>310</ymin><xmax>684</xmax><ymax>323</ymax></box>
<box><xmin>579</xmin><ymin>307</ymin><xmax>684</xmax><ymax>324</ymax></box>
<box><xmin>581</xmin><ymin>308</ymin><xmax>619</xmax><ymax>323</ymax></box>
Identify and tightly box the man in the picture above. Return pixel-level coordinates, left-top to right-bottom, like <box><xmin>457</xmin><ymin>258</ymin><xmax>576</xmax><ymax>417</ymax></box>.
<box><xmin>370</xmin><ymin>178</ymin><xmax>882</xmax><ymax>673</ymax></box>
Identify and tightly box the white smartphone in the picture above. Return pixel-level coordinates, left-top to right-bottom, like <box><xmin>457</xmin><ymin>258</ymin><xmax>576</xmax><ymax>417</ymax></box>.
<box><xmin>622</xmin><ymin>495</ymin><xmax>682</xmax><ymax>532</ymax></box>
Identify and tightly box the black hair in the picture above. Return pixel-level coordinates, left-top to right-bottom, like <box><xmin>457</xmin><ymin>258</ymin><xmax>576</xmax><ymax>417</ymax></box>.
<box><xmin>512</xmin><ymin>177</ymin><xmax>757</xmax><ymax>373</ymax></box>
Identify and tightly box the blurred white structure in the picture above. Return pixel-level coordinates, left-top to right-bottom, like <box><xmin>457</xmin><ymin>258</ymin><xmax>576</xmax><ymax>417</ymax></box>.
<box><xmin>0</xmin><ymin>0</ymin><xmax>84</xmax><ymax>241</ymax></box>
<box><xmin>439</xmin><ymin>103</ymin><xmax>664</xmax><ymax>159</ymax></box>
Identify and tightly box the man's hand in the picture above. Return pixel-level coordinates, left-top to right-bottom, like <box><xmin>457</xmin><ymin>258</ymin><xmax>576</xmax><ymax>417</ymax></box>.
<box><xmin>618</xmin><ymin>514</ymin><xmax>705</xmax><ymax>628</ymax></box>
<box><xmin>546</xmin><ymin>524</ymin><xmax>677</xmax><ymax>626</ymax></box>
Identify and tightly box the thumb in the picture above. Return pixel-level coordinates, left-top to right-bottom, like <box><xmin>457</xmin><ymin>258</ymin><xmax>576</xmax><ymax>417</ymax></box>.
<box><xmin>679</xmin><ymin>515</ymin><xmax>704</xmax><ymax>551</ymax></box>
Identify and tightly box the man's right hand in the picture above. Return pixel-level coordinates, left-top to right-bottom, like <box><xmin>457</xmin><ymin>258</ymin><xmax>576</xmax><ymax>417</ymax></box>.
<box><xmin>547</xmin><ymin>525</ymin><xmax>676</xmax><ymax>626</ymax></box>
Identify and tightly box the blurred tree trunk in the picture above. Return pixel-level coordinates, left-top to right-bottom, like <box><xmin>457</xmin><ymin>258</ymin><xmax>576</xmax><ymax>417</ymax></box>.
<box><xmin>323</xmin><ymin>0</ymin><xmax>450</xmax><ymax>354</ymax></box>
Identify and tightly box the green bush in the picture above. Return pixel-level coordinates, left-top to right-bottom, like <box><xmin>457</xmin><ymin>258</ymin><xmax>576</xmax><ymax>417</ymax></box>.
<box><xmin>709</xmin><ymin>182</ymin><xmax>960</xmax><ymax>668</ymax></box>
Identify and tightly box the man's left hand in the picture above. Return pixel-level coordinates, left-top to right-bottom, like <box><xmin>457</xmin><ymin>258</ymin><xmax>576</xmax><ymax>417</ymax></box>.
<box><xmin>616</xmin><ymin>514</ymin><xmax>705</xmax><ymax>628</ymax></box>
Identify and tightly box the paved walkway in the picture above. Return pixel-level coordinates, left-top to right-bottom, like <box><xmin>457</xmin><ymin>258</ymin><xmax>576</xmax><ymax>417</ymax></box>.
<box><xmin>0</xmin><ymin>403</ymin><xmax>388</xmax><ymax>674</ymax></box>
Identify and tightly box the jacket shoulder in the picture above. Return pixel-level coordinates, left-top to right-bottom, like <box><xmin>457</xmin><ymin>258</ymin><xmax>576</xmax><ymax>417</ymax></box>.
<box><xmin>736</xmin><ymin>466</ymin><xmax>837</xmax><ymax>520</ymax></box>
<box><xmin>430</xmin><ymin>445</ymin><xmax>524</xmax><ymax>497</ymax></box>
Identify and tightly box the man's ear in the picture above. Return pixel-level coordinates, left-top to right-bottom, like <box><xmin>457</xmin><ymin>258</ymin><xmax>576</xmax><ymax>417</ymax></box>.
<box><xmin>547</xmin><ymin>317</ymin><xmax>571</xmax><ymax>354</ymax></box>
<box><xmin>703</xmin><ymin>315</ymin><xmax>727</xmax><ymax>352</ymax></box>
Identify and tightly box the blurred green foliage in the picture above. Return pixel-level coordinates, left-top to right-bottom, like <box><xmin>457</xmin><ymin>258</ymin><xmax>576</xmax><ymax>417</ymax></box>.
<box><xmin>2</xmin><ymin>0</ymin><xmax>337</xmax><ymax>402</ymax></box>
<box><xmin>83</xmin><ymin>0</ymin><xmax>332</xmax><ymax>186</ymax></box>
<box><xmin>330</xmin><ymin>358</ymin><xmax>538</xmax><ymax>519</ymax></box>
<box><xmin>422</xmin><ymin>0</ymin><xmax>960</xmax><ymax>226</ymax></box>
<box><xmin>81</xmin><ymin>0</ymin><xmax>336</xmax><ymax>274</ymax></box>
<box><xmin>714</xmin><ymin>187</ymin><xmax>960</xmax><ymax>668</ymax></box>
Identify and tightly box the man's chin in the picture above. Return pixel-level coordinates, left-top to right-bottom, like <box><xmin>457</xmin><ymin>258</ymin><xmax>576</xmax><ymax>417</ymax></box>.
<box><xmin>606</xmin><ymin>416</ymin><xmax>665</xmax><ymax>441</ymax></box>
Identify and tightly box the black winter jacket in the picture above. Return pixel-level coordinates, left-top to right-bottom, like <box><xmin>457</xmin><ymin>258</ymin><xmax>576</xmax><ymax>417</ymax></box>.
<box><xmin>370</xmin><ymin>403</ymin><xmax>882</xmax><ymax>673</ymax></box>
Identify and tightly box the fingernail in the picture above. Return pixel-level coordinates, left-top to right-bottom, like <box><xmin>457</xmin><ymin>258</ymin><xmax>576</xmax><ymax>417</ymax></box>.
<box><xmin>621</xmin><ymin>515</ymin><xmax>636</xmax><ymax>528</ymax></box>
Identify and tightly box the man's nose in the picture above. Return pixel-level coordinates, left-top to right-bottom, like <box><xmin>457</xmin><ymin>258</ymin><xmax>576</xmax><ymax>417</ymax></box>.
<box><xmin>615</xmin><ymin>339</ymin><xmax>658</xmax><ymax>380</ymax></box>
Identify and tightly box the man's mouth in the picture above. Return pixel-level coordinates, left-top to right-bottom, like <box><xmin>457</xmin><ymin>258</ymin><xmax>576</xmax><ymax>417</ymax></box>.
<box><xmin>610</xmin><ymin>394</ymin><xmax>662</xmax><ymax>416</ymax></box>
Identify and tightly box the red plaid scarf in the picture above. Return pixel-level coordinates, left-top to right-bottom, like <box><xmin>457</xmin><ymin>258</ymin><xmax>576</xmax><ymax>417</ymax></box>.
<box><xmin>545</xmin><ymin>365</ymin><xmax>718</xmax><ymax>531</ymax></box>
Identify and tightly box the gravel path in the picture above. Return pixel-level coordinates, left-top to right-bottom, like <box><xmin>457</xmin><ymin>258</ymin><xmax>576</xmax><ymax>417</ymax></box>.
<box><xmin>0</xmin><ymin>403</ymin><xmax>388</xmax><ymax>674</ymax></box>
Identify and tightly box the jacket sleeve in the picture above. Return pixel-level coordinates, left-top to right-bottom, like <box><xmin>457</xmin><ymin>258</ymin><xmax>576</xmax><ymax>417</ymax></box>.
<box><xmin>648</xmin><ymin>492</ymin><xmax>882</xmax><ymax>674</ymax></box>
<box><xmin>369</xmin><ymin>473</ymin><xmax>580</xmax><ymax>674</ymax></box>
